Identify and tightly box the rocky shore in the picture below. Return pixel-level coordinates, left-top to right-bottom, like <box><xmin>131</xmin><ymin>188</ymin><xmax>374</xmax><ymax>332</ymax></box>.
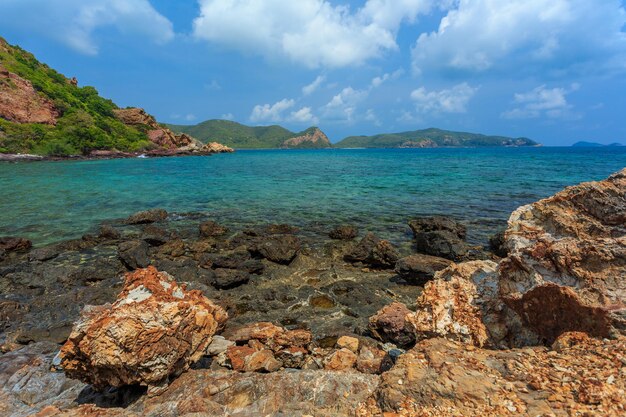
<box><xmin>0</xmin><ymin>169</ymin><xmax>624</xmax><ymax>416</ymax></box>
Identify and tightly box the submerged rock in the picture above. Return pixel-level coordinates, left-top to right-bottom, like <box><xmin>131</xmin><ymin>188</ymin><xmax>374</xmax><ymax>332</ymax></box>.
<box><xmin>329</xmin><ymin>225</ymin><xmax>358</xmax><ymax>240</ymax></box>
<box><xmin>59</xmin><ymin>266</ymin><xmax>227</xmax><ymax>394</ymax></box>
<box><xmin>344</xmin><ymin>232</ymin><xmax>399</xmax><ymax>269</ymax></box>
<box><xmin>499</xmin><ymin>168</ymin><xmax>626</xmax><ymax>343</ymax></box>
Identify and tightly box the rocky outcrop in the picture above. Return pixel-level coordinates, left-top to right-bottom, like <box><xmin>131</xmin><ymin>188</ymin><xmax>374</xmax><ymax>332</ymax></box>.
<box><xmin>59</xmin><ymin>267</ymin><xmax>227</xmax><ymax>394</ymax></box>
<box><xmin>0</xmin><ymin>65</ymin><xmax>59</xmax><ymax>125</ymax></box>
<box><xmin>202</xmin><ymin>141</ymin><xmax>234</xmax><ymax>153</ymax></box>
<box><xmin>359</xmin><ymin>335</ymin><xmax>626</xmax><ymax>416</ymax></box>
<box><xmin>112</xmin><ymin>108</ymin><xmax>159</xmax><ymax>127</ymax></box>
<box><xmin>368</xmin><ymin>302</ymin><xmax>415</xmax><ymax>348</ymax></box>
<box><xmin>0</xmin><ymin>236</ymin><xmax>32</xmax><ymax>252</ymax></box>
<box><xmin>499</xmin><ymin>168</ymin><xmax>626</xmax><ymax>342</ymax></box>
<box><xmin>281</xmin><ymin>127</ymin><xmax>331</xmax><ymax>148</ymax></box>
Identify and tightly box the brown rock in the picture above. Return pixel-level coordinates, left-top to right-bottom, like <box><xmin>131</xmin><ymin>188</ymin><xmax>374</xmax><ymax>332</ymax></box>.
<box><xmin>356</xmin><ymin>346</ymin><xmax>392</xmax><ymax>375</ymax></box>
<box><xmin>281</xmin><ymin>128</ymin><xmax>331</xmax><ymax>148</ymax></box>
<box><xmin>329</xmin><ymin>225</ymin><xmax>358</xmax><ymax>240</ymax></box>
<box><xmin>272</xmin><ymin>329</ymin><xmax>313</xmax><ymax>349</ymax></box>
<box><xmin>336</xmin><ymin>336</ymin><xmax>359</xmax><ymax>353</ymax></box>
<box><xmin>0</xmin><ymin>65</ymin><xmax>59</xmax><ymax>124</ymax></box>
<box><xmin>324</xmin><ymin>348</ymin><xmax>357</xmax><ymax>371</ymax></box>
<box><xmin>203</xmin><ymin>142</ymin><xmax>234</xmax><ymax>153</ymax></box>
<box><xmin>345</xmin><ymin>232</ymin><xmax>399</xmax><ymax>269</ymax></box>
<box><xmin>223</xmin><ymin>322</ymin><xmax>284</xmax><ymax>343</ymax></box>
<box><xmin>499</xmin><ymin>168</ymin><xmax>626</xmax><ymax>343</ymax></box>
<box><xmin>394</xmin><ymin>253</ymin><xmax>453</xmax><ymax>284</ymax></box>
<box><xmin>113</xmin><ymin>108</ymin><xmax>159</xmax><ymax>128</ymax></box>
<box><xmin>199</xmin><ymin>220</ymin><xmax>229</xmax><ymax>237</ymax></box>
<box><xmin>59</xmin><ymin>266</ymin><xmax>227</xmax><ymax>394</ymax></box>
<box><xmin>226</xmin><ymin>346</ymin><xmax>282</xmax><ymax>372</ymax></box>
<box><xmin>125</xmin><ymin>209</ymin><xmax>168</xmax><ymax>225</ymax></box>
<box><xmin>368</xmin><ymin>302</ymin><xmax>415</xmax><ymax>348</ymax></box>
<box><xmin>0</xmin><ymin>236</ymin><xmax>32</xmax><ymax>252</ymax></box>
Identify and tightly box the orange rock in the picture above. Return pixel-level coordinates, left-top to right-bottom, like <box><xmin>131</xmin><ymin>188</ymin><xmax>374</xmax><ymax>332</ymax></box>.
<box><xmin>59</xmin><ymin>266</ymin><xmax>227</xmax><ymax>394</ymax></box>
<box><xmin>224</xmin><ymin>322</ymin><xmax>285</xmax><ymax>342</ymax></box>
<box><xmin>324</xmin><ymin>348</ymin><xmax>357</xmax><ymax>371</ymax></box>
<box><xmin>0</xmin><ymin>65</ymin><xmax>59</xmax><ymax>124</ymax></box>
<box><xmin>336</xmin><ymin>336</ymin><xmax>359</xmax><ymax>353</ymax></box>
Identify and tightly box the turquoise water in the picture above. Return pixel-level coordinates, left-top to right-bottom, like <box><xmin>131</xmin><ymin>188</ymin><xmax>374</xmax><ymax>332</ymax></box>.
<box><xmin>1</xmin><ymin>147</ymin><xmax>625</xmax><ymax>247</ymax></box>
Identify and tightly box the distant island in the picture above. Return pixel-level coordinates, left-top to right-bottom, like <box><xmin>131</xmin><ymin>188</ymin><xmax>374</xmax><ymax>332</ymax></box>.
<box><xmin>167</xmin><ymin>120</ymin><xmax>332</xmax><ymax>149</ymax></box>
<box><xmin>335</xmin><ymin>128</ymin><xmax>539</xmax><ymax>148</ymax></box>
<box><xmin>0</xmin><ymin>37</ymin><xmax>232</xmax><ymax>158</ymax></box>
<box><xmin>572</xmin><ymin>141</ymin><xmax>624</xmax><ymax>147</ymax></box>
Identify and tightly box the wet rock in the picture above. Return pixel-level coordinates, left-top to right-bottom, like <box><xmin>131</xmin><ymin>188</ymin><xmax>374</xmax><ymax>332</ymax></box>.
<box><xmin>368</xmin><ymin>302</ymin><xmax>415</xmax><ymax>348</ymax></box>
<box><xmin>344</xmin><ymin>232</ymin><xmax>399</xmax><ymax>269</ymax></box>
<box><xmin>499</xmin><ymin>168</ymin><xmax>626</xmax><ymax>343</ymax></box>
<box><xmin>98</xmin><ymin>225</ymin><xmax>121</xmax><ymax>240</ymax></box>
<box><xmin>59</xmin><ymin>266</ymin><xmax>228</xmax><ymax>394</ymax></box>
<box><xmin>125</xmin><ymin>209</ymin><xmax>168</xmax><ymax>225</ymax></box>
<box><xmin>324</xmin><ymin>348</ymin><xmax>357</xmax><ymax>371</ymax></box>
<box><xmin>212</xmin><ymin>268</ymin><xmax>250</xmax><ymax>289</ymax></box>
<box><xmin>117</xmin><ymin>240</ymin><xmax>150</xmax><ymax>270</ymax></box>
<box><xmin>244</xmin><ymin>224</ymin><xmax>299</xmax><ymax>236</ymax></box>
<box><xmin>140</xmin><ymin>225</ymin><xmax>172</xmax><ymax>246</ymax></box>
<box><xmin>199</xmin><ymin>220</ymin><xmax>229</xmax><ymax>237</ymax></box>
<box><xmin>0</xmin><ymin>236</ymin><xmax>32</xmax><ymax>252</ymax></box>
<box><xmin>488</xmin><ymin>229</ymin><xmax>508</xmax><ymax>257</ymax></box>
<box><xmin>408</xmin><ymin>216</ymin><xmax>467</xmax><ymax>239</ymax></box>
<box><xmin>28</xmin><ymin>245</ymin><xmax>60</xmax><ymax>262</ymax></box>
<box><xmin>361</xmin><ymin>336</ymin><xmax>626</xmax><ymax>417</ymax></box>
<box><xmin>394</xmin><ymin>253</ymin><xmax>453</xmax><ymax>284</ymax></box>
<box><xmin>250</xmin><ymin>234</ymin><xmax>301</xmax><ymax>264</ymax></box>
<box><xmin>329</xmin><ymin>225</ymin><xmax>358</xmax><ymax>240</ymax></box>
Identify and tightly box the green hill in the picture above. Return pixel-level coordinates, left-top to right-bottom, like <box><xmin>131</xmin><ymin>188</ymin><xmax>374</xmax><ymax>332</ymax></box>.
<box><xmin>168</xmin><ymin>120</ymin><xmax>332</xmax><ymax>149</ymax></box>
<box><xmin>0</xmin><ymin>37</ymin><xmax>153</xmax><ymax>156</ymax></box>
<box><xmin>335</xmin><ymin>128</ymin><xmax>539</xmax><ymax>148</ymax></box>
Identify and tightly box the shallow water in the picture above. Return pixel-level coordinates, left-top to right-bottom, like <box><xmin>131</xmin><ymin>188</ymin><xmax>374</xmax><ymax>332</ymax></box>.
<box><xmin>1</xmin><ymin>147</ymin><xmax>625</xmax><ymax>246</ymax></box>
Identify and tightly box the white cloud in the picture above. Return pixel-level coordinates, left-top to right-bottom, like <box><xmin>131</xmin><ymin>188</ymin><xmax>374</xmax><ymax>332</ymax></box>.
<box><xmin>322</xmin><ymin>86</ymin><xmax>369</xmax><ymax>122</ymax></box>
<box><xmin>184</xmin><ymin>114</ymin><xmax>197</xmax><ymax>122</ymax></box>
<box><xmin>221</xmin><ymin>113</ymin><xmax>235</xmax><ymax>120</ymax></box>
<box><xmin>302</xmin><ymin>75</ymin><xmax>326</xmax><ymax>96</ymax></box>
<box><xmin>412</xmin><ymin>0</ymin><xmax>626</xmax><ymax>75</ymax></box>
<box><xmin>0</xmin><ymin>0</ymin><xmax>174</xmax><ymax>55</ymax></box>
<box><xmin>289</xmin><ymin>107</ymin><xmax>319</xmax><ymax>124</ymax></box>
<box><xmin>371</xmin><ymin>68</ymin><xmax>404</xmax><ymax>88</ymax></box>
<box><xmin>193</xmin><ymin>0</ymin><xmax>437</xmax><ymax>68</ymax></box>
<box><xmin>410</xmin><ymin>83</ymin><xmax>478</xmax><ymax>114</ymax></box>
<box><xmin>502</xmin><ymin>84</ymin><xmax>581</xmax><ymax>119</ymax></box>
<box><xmin>249</xmin><ymin>99</ymin><xmax>295</xmax><ymax>123</ymax></box>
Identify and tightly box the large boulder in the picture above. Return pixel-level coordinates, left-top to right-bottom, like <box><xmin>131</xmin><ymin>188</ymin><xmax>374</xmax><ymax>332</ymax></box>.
<box><xmin>360</xmin><ymin>335</ymin><xmax>626</xmax><ymax>416</ymax></box>
<box><xmin>59</xmin><ymin>266</ymin><xmax>227</xmax><ymax>395</ymax></box>
<box><xmin>249</xmin><ymin>234</ymin><xmax>301</xmax><ymax>264</ymax></box>
<box><xmin>368</xmin><ymin>302</ymin><xmax>415</xmax><ymax>348</ymax></box>
<box><xmin>344</xmin><ymin>232</ymin><xmax>399</xmax><ymax>269</ymax></box>
<box><xmin>394</xmin><ymin>253</ymin><xmax>453</xmax><ymax>284</ymax></box>
<box><xmin>499</xmin><ymin>168</ymin><xmax>626</xmax><ymax>343</ymax></box>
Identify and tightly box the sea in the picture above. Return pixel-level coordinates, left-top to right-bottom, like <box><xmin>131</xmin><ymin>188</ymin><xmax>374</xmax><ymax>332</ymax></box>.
<box><xmin>1</xmin><ymin>147</ymin><xmax>625</xmax><ymax>247</ymax></box>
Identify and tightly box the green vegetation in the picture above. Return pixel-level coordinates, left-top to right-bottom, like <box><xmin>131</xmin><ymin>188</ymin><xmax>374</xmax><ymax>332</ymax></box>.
<box><xmin>168</xmin><ymin>120</ymin><xmax>332</xmax><ymax>149</ymax></box>
<box><xmin>335</xmin><ymin>128</ymin><xmax>539</xmax><ymax>148</ymax></box>
<box><xmin>0</xmin><ymin>37</ymin><xmax>151</xmax><ymax>155</ymax></box>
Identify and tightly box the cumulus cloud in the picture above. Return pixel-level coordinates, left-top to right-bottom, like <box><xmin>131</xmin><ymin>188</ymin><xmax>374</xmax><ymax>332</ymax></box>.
<box><xmin>302</xmin><ymin>75</ymin><xmax>326</xmax><ymax>96</ymax></box>
<box><xmin>289</xmin><ymin>107</ymin><xmax>319</xmax><ymax>124</ymax></box>
<box><xmin>502</xmin><ymin>84</ymin><xmax>581</xmax><ymax>119</ymax></box>
<box><xmin>221</xmin><ymin>113</ymin><xmax>235</xmax><ymax>120</ymax></box>
<box><xmin>410</xmin><ymin>83</ymin><xmax>478</xmax><ymax>114</ymax></box>
<box><xmin>0</xmin><ymin>0</ymin><xmax>174</xmax><ymax>55</ymax></box>
<box><xmin>192</xmin><ymin>0</ymin><xmax>437</xmax><ymax>68</ymax></box>
<box><xmin>249</xmin><ymin>99</ymin><xmax>295</xmax><ymax>123</ymax></box>
<box><xmin>412</xmin><ymin>0</ymin><xmax>626</xmax><ymax>75</ymax></box>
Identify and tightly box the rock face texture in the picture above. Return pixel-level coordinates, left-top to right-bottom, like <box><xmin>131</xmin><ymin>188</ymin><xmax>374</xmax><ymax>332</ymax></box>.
<box><xmin>344</xmin><ymin>232</ymin><xmax>399</xmax><ymax>269</ymax></box>
<box><xmin>281</xmin><ymin>127</ymin><xmax>331</xmax><ymax>148</ymax></box>
<box><xmin>59</xmin><ymin>267</ymin><xmax>227</xmax><ymax>393</ymax></box>
<box><xmin>359</xmin><ymin>335</ymin><xmax>626</xmax><ymax>417</ymax></box>
<box><xmin>499</xmin><ymin>168</ymin><xmax>626</xmax><ymax>342</ymax></box>
<box><xmin>368</xmin><ymin>302</ymin><xmax>415</xmax><ymax>348</ymax></box>
<box><xmin>0</xmin><ymin>65</ymin><xmax>59</xmax><ymax>124</ymax></box>
<box><xmin>409</xmin><ymin>216</ymin><xmax>472</xmax><ymax>261</ymax></box>
<box><xmin>394</xmin><ymin>253</ymin><xmax>453</xmax><ymax>284</ymax></box>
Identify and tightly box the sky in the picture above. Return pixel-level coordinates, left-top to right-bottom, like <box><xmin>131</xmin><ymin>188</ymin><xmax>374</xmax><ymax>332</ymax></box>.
<box><xmin>1</xmin><ymin>0</ymin><xmax>625</xmax><ymax>145</ymax></box>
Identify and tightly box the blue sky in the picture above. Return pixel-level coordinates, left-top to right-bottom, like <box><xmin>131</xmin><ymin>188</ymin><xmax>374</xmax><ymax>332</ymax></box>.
<box><xmin>1</xmin><ymin>0</ymin><xmax>625</xmax><ymax>145</ymax></box>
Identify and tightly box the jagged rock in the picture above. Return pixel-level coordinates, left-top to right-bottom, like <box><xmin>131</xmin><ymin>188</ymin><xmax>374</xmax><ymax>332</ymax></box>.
<box><xmin>59</xmin><ymin>267</ymin><xmax>227</xmax><ymax>394</ymax></box>
<box><xmin>0</xmin><ymin>236</ymin><xmax>31</xmax><ymax>252</ymax></box>
<box><xmin>329</xmin><ymin>225</ymin><xmax>358</xmax><ymax>240</ymax></box>
<box><xmin>205</xmin><ymin>335</ymin><xmax>234</xmax><ymax>356</ymax></box>
<box><xmin>199</xmin><ymin>220</ymin><xmax>229</xmax><ymax>237</ymax></box>
<box><xmin>250</xmin><ymin>234</ymin><xmax>301</xmax><ymax>264</ymax></box>
<box><xmin>359</xmin><ymin>336</ymin><xmax>626</xmax><ymax>416</ymax></box>
<box><xmin>499</xmin><ymin>168</ymin><xmax>626</xmax><ymax>343</ymax></box>
<box><xmin>394</xmin><ymin>253</ymin><xmax>453</xmax><ymax>284</ymax></box>
<box><xmin>113</xmin><ymin>108</ymin><xmax>159</xmax><ymax>128</ymax></box>
<box><xmin>281</xmin><ymin>127</ymin><xmax>331</xmax><ymax>148</ymax></box>
<box><xmin>323</xmin><ymin>348</ymin><xmax>357</xmax><ymax>371</ymax></box>
<box><xmin>202</xmin><ymin>141</ymin><xmax>234</xmax><ymax>153</ymax></box>
<box><xmin>368</xmin><ymin>302</ymin><xmax>415</xmax><ymax>348</ymax></box>
<box><xmin>0</xmin><ymin>65</ymin><xmax>59</xmax><ymax>124</ymax></box>
<box><xmin>344</xmin><ymin>232</ymin><xmax>399</xmax><ymax>269</ymax></box>
<box><xmin>125</xmin><ymin>209</ymin><xmax>168</xmax><ymax>225</ymax></box>
<box><xmin>226</xmin><ymin>346</ymin><xmax>282</xmax><ymax>372</ymax></box>
<box><xmin>117</xmin><ymin>240</ymin><xmax>150</xmax><ymax>270</ymax></box>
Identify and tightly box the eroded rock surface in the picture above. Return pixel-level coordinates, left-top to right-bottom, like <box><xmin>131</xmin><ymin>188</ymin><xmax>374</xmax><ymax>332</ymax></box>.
<box><xmin>0</xmin><ymin>65</ymin><xmax>59</xmax><ymax>124</ymax></box>
<box><xmin>59</xmin><ymin>267</ymin><xmax>227</xmax><ymax>393</ymax></box>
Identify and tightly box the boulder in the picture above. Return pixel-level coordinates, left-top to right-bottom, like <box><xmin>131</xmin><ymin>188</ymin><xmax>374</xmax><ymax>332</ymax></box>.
<box><xmin>59</xmin><ymin>266</ymin><xmax>227</xmax><ymax>394</ymax></box>
<box><xmin>394</xmin><ymin>253</ymin><xmax>453</xmax><ymax>284</ymax></box>
<box><xmin>329</xmin><ymin>225</ymin><xmax>358</xmax><ymax>240</ymax></box>
<box><xmin>336</xmin><ymin>336</ymin><xmax>359</xmax><ymax>353</ymax></box>
<box><xmin>344</xmin><ymin>232</ymin><xmax>399</xmax><ymax>269</ymax></box>
<box><xmin>117</xmin><ymin>240</ymin><xmax>150</xmax><ymax>270</ymax></box>
<box><xmin>368</xmin><ymin>302</ymin><xmax>415</xmax><ymax>348</ymax></box>
<box><xmin>250</xmin><ymin>234</ymin><xmax>301</xmax><ymax>264</ymax></box>
<box><xmin>226</xmin><ymin>346</ymin><xmax>282</xmax><ymax>372</ymax></box>
<box><xmin>125</xmin><ymin>209</ymin><xmax>168</xmax><ymax>225</ymax></box>
<box><xmin>323</xmin><ymin>348</ymin><xmax>357</xmax><ymax>371</ymax></box>
<box><xmin>499</xmin><ymin>168</ymin><xmax>626</xmax><ymax>343</ymax></box>
<box><xmin>199</xmin><ymin>220</ymin><xmax>229</xmax><ymax>237</ymax></box>
<box><xmin>0</xmin><ymin>236</ymin><xmax>32</xmax><ymax>252</ymax></box>
<box><xmin>408</xmin><ymin>216</ymin><xmax>467</xmax><ymax>239</ymax></box>
<box><xmin>203</xmin><ymin>142</ymin><xmax>235</xmax><ymax>153</ymax></box>
<box><xmin>361</xmin><ymin>336</ymin><xmax>626</xmax><ymax>416</ymax></box>
<box><xmin>98</xmin><ymin>225</ymin><xmax>121</xmax><ymax>240</ymax></box>
<box><xmin>355</xmin><ymin>345</ymin><xmax>392</xmax><ymax>375</ymax></box>
<box><xmin>212</xmin><ymin>268</ymin><xmax>250</xmax><ymax>289</ymax></box>
<box><xmin>409</xmin><ymin>216</ymin><xmax>471</xmax><ymax>261</ymax></box>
